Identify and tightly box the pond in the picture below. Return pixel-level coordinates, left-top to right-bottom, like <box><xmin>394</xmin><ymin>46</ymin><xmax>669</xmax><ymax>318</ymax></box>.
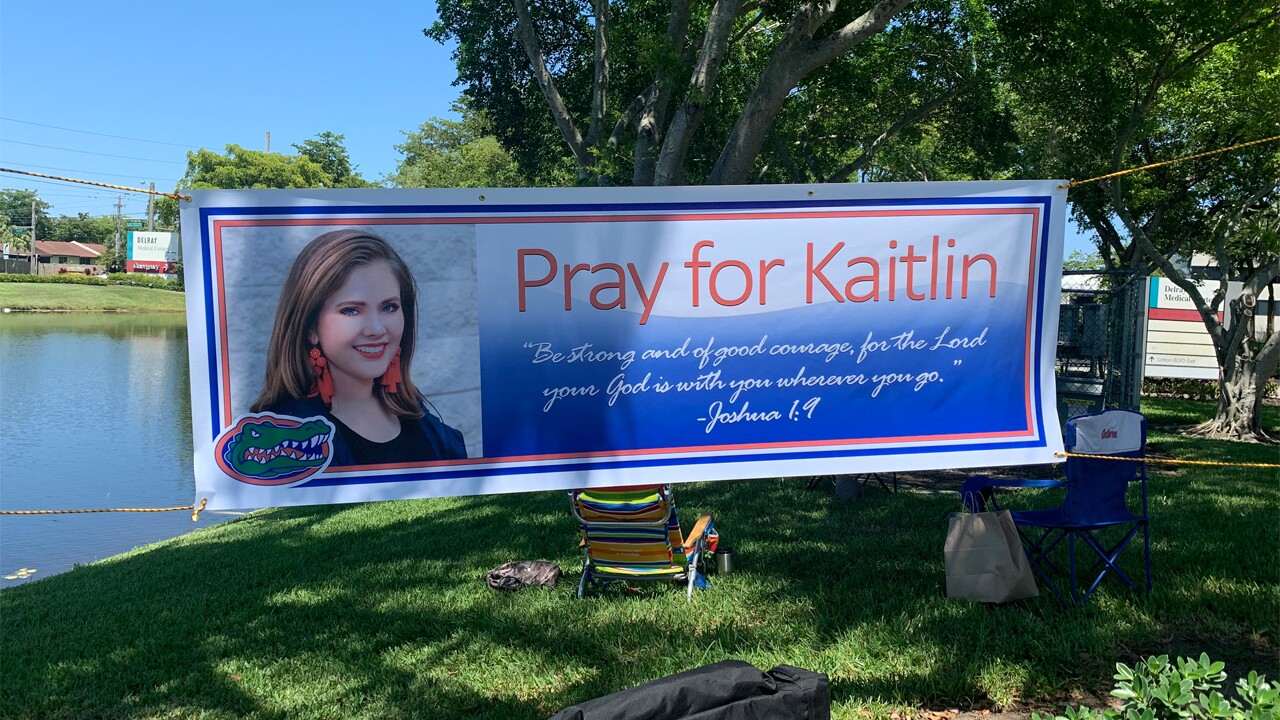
<box><xmin>0</xmin><ymin>312</ymin><xmax>234</xmax><ymax>588</ymax></box>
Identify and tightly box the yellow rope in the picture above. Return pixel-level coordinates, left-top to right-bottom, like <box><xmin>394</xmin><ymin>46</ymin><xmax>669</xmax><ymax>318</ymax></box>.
<box><xmin>1061</xmin><ymin>135</ymin><xmax>1280</xmax><ymax>189</ymax></box>
<box><xmin>1055</xmin><ymin>451</ymin><xmax>1279</xmax><ymax>469</ymax></box>
<box><xmin>1</xmin><ymin>498</ymin><xmax>210</xmax><ymax>521</ymax></box>
<box><xmin>0</xmin><ymin>167</ymin><xmax>192</xmax><ymax>201</ymax></box>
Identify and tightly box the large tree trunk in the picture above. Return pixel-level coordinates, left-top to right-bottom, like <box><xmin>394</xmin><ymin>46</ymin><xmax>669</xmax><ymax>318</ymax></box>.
<box><xmin>1193</xmin><ymin>297</ymin><xmax>1280</xmax><ymax>442</ymax></box>
<box><xmin>1196</xmin><ymin>345</ymin><xmax>1265</xmax><ymax>439</ymax></box>
<box><xmin>1251</xmin><ymin>325</ymin><xmax>1280</xmax><ymax>439</ymax></box>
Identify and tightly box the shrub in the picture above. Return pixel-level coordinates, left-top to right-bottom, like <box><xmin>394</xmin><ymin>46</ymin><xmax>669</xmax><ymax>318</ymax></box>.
<box><xmin>1033</xmin><ymin>654</ymin><xmax>1277</xmax><ymax>720</ymax></box>
<box><xmin>0</xmin><ymin>273</ymin><xmax>108</xmax><ymax>286</ymax></box>
<box><xmin>105</xmin><ymin>273</ymin><xmax>183</xmax><ymax>291</ymax></box>
<box><xmin>1143</xmin><ymin>377</ymin><xmax>1279</xmax><ymax>401</ymax></box>
<box><xmin>0</xmin><ymin>271</ymin><xmax>184</xmax><ymax>291</ymax></box>
<box><xmin>1142</xmin><ymin>378</ymin><xmax>1218</xmax><ymax>402</ymax></box>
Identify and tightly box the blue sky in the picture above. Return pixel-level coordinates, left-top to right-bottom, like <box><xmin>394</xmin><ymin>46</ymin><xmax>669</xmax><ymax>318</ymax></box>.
<box><xmin>0</xmin><ymin>1</ymin><xmax>1094</xmax><ymax>254</ymax></box>
<box><xmin>0</xmin><ymin>1</ymin><xmax>460</xmax><ymax>221</ymax></box>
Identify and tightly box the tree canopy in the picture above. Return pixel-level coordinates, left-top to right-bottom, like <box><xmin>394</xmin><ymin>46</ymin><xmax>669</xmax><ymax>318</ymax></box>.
<box><xmin>994</xmin><ymin>0</ymin><xmax>1279</xmax><ymax>438</ymax></box>
<box><xmin>388</xmin><ymin>105</ymin><xmax>535</xmax><ymax>188</ymax></box>
<box><xmin>292</xmin><ymin>132</ymin><xmax>373</xmax><ymax>188</ymax></box>
<box><xmin>427</xmin><ymin>0</ymin><xmax>1006</xmax><ymax>186</ymax></box>
<box><xmin>159</xmin><ymin>133</ymin><xmax>372</xmax><ymax>226</ymax></box>
<box><xmin>46</xmin><ymin>213</ymin><xmax>116</xmax><ymax>247</ymax></box>
<box><xmin>0</xmin><ymin>189</ymin><xmax>53</xmax><ymax>247</ymax></box>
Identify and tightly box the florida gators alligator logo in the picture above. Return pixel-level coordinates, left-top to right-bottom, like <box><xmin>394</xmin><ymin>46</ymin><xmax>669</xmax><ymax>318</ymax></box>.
<box><xmin>214</xmin><ymin>413</ymin><xmax>336</xmax><ymax>486</ymax></box>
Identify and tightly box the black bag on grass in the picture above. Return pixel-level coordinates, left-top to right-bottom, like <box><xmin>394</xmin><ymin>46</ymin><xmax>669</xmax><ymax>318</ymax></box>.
<box><xmin>486</xmin><ymin>560</ymin><xmax>562</xmax><ymax>591</ymax></box>
<box><xmin>548</xmin><ymin>659</ymin><xmax>830</xmax><ymax>720</ymax></box>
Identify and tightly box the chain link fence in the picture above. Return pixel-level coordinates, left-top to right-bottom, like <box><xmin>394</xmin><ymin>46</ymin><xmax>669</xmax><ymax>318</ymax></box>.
<box><xmin>1056</xmin><ymin>270</ymin><xmax>1145</xmax><ymax>426</ymax></box>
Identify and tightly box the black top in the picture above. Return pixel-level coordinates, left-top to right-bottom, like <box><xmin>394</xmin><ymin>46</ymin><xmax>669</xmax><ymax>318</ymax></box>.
<box><xmin>264</xmin><ymin>397</ymin><xmax>468</xmax><ymax>466</ymax></box>
<box><xmin>325</xmin><ymin>413</ymin><xmax>433</xmax><ymax>465</ymax></box>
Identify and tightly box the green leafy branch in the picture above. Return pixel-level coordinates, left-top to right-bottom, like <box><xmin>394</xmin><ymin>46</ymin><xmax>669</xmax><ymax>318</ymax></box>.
<box><xmin>1033</xmin><ymin>654</ymin><xmax>1277</xmax><ymax>720</ymax></box>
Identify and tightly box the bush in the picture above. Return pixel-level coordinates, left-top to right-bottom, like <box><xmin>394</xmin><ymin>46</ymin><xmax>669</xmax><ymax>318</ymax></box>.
<box><xmin>0</xmin><ymin>273</ymin><xmax>108</xmax><ymax>286</ymax></box>
<box><xmin>0</xmin><ymin>271</ymin><xmax>184</xmax><ymax>291</ymax></box>
<box><xmin>1033</xmin><ymin>654</ymin><xmax>1277</xmax><ymax>720</ymax></box>
<box><xmin>1143</xmin><ymin>377</ymin><xmax>1280</xmax><ymax>401</ymax></box>
<box><xmin>105</xmin><ymin>273</ymin><xmax>183</xmax><ymax>291</ymax></box>
<box><xmin>1142</xmin><ymin>378</ymin><xmax>1221</xmax><ymax>402</ymax></box>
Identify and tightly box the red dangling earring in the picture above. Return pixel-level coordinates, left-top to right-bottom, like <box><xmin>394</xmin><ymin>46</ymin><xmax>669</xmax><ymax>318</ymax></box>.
<box><xmin>307</xmin><ymin>347</ymin><xmax>335</xmax><ymax>405</ymax></box>
<box><xmin>380</xmin><ymin>346</ymin><xmax>403</xmax><ymax>394</ymax></box>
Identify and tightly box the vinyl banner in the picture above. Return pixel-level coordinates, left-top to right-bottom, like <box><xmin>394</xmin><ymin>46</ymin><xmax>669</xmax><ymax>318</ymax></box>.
<box><xmin>181</xmin><ymin>182</ymin><xmax>1066</xmax><ymax>510</ymax></box>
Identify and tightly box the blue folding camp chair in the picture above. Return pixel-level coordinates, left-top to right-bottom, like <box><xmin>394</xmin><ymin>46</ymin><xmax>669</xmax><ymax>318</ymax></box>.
<box><xmin>568</xmin><ymin>484</ymin><xmax>715</xmax><ymax>600</ymax></box>
<box><xmin>960</xmin><ymin>408</ymin><xmax>1152</xmax><ymax>605</ymax></box>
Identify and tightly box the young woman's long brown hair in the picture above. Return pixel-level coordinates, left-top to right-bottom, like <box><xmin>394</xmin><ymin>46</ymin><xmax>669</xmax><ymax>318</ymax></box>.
<box><xmin>250</xmin><ymin>229</ymin><xmax>425</xmax><ymax>418</ymax></box>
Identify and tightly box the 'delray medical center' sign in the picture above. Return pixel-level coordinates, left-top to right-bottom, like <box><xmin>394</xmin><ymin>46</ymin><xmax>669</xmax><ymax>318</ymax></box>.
<box><xmin>181</xmin><ymin>182</ymin><xmax>1066</xmax><ymax>510</ymax></box>
<box><xmin>127</xmin><ymin>230</ymin><xmax>180</xmax><ymax>274</ymax></box>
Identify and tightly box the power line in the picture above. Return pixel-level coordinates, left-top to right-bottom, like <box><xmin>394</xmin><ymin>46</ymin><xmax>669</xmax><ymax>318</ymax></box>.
<box><xmin>0</xmin><ymin>160</ymin><xmax>179</xmax><ymax>183</ymax></box>
<box><xmin>1</xmin><ymin>175</ymin><xmax>103</xmax><ymax>190</ymax></box>
<box><xmin>0</xmin><ymin>167</ymin><xmax>190</xmax><ymax>201</ymax></box>
<box><xmin>1</xmin><ymin>139</ymin><xmax>186</xmax><ymax>164</ymax></box>
<box><xmin>7</xmin><ymin>189</ymin><xmax>110</xmax><ymax>199</ymax></box>
<box><xmin>1</xmin><ymin>177</ymin><xmax>156</xmax><ymax>207</ymax></box>
<box><xmin>0</xmin><ymin>117</ymin><xmax>201</xmax><ymax>148</ymax></box>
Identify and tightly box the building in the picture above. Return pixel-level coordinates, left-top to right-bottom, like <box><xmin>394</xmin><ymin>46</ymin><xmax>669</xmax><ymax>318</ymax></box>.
<box><xmin>33</xmin><ymin>240</ymin><xmax>107</xmax><ymax>274</ymax></box>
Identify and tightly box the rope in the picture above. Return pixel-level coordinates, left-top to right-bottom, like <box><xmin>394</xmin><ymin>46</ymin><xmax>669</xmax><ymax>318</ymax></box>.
<box><xmin>0</xmin><ymin>167</ymin><xmax>192</xmax><ymax>201</ymax></box>
<box><xmin>1055</xmin><ymin>451</ymin><xmax>1279</xmax><ymax>469</ymax></box>
<box><xmin>1061</xmin><ymin>135</ymin><xmax>1280</xmax><ymax>189</ymax></box>
<box><xmin>0</xmin><ymin>498</ymin><xmax>210</xmax><ymax>521</ymax></box>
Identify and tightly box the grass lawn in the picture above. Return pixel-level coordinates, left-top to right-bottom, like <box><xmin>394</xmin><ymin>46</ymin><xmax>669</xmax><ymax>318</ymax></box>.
<box><xmin>1</xmin><ymin>398</ymin><xmax>1276</xmax><ymax>719</ymax></box>
<box><xmin>0</xmin><ymin>283</ymin><xmax>186</xmax><ymax>312</ymax></box>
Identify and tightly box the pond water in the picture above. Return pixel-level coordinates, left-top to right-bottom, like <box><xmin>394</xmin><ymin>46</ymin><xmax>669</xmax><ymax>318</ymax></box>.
<box><xmin>0</xmin><ymin>313</ymin><xmax>233</xmax><ymax>588</ymax></box>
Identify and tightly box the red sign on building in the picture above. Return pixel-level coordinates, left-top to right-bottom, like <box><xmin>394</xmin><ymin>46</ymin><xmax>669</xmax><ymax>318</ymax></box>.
<box><xmin>126</xmin><ymin>260</ymin><xmax>177</xmax><ymax>274</ymax></box>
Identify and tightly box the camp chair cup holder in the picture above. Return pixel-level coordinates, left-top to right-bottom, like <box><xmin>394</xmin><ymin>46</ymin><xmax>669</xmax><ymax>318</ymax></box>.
<box><xmin>713</xmin><ymin>547</ymin><xmax>734</xmax><ymax>575</ymax></box>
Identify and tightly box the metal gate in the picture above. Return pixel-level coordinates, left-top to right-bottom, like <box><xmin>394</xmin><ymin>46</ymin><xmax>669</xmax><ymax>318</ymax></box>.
<box><xmin>1055</xmin><ymin>270</ymin><xmax>1145</xmax><ymax>426</ymax></box>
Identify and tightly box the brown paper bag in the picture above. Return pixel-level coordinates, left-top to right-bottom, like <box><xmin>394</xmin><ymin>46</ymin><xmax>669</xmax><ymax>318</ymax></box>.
<box><xmin>944</xmin><ymin>510</ymin><xmax>1039</xmax><ymax>603</ymax></box>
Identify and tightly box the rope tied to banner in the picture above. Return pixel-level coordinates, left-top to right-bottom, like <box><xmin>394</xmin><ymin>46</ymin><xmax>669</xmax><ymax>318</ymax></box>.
<box><xmin>1060</xmin><ymin>134</ymin><xmax>1280</xmax><ymax>189</ymax></box>
<box><xmin>1054</xmin><ymin>451</ymin><xmax>1279</xmax><ymax>469</ymax></box>
<box><xmin>0</xmin><ymin>498</ymin><xmax>209</xmax><ymax>521</ymax></box>
<box><xmin>0</xmin><ymin>167</ymin><xmax>193</xmax><ymax>201</ymax></box>
<box><xmin>10</xmin><ymin>135</ymin><xmax>1280</xmax><ymax>199</ymax></box>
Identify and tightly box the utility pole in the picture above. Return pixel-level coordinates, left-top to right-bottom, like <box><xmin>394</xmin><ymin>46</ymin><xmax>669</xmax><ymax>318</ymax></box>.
<box><xmin>29</xmin><ymin>201</ymin><xmax>37</xmax><ymax>275</ymax></box>
<box><xmin>146</xmin><ymin>182</ymin><xmax>155</xmax><ymax>231</ymax></box>
<box><xmin>114</xmin><ymin>195</ymin><xmax>124</xmax><ymax>272</ymax></box>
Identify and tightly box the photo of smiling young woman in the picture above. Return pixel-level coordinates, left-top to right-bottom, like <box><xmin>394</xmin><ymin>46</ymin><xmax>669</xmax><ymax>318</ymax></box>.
<box><xmin>249</xmin><ymin>229</ymin><xmax>467</xmax><ymax>466</ymax></box>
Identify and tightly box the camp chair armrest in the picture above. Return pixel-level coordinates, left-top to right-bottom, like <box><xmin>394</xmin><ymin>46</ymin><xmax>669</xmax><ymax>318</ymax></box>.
<box><xmin>681</xmin><ymin>514</ymin><xmax>715</xmax><ymax>551</ymax></box>
<box><xmin>962</xmin><ymin>475</ymin><xmax>1064</xmax><ymax>513</ymax></box>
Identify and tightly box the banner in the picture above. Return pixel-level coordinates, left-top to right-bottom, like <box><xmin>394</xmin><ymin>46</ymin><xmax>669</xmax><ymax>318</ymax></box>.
<box><xmin>180</xmin><ymin>182</ymin><xmax>1066</xmax><ymax>510</ymax></box>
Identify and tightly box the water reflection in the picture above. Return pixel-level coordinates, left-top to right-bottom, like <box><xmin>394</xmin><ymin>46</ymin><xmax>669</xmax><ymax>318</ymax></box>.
<box><xmin>0</xmin><ymin>313</ymin><xmax>223</xmax><ymax>588</ymax></box>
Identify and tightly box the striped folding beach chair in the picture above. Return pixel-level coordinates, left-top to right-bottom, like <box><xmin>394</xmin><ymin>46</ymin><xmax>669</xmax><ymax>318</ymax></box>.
<box><xmin>569</xmin><ymin>484</ymin><xmax>715</xmax><ymax>600</ymax></box>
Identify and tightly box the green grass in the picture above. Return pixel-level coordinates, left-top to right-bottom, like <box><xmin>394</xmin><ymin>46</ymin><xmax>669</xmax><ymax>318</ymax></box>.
<box><xmin>0</xmin><ymin>283</ymin><xmax>185</xmax><ymax>312</ymax></box>
<box><xmin>1</xmin><ymin>398</ymin><xmax>1276</xmax><ymax>719</ymax></box>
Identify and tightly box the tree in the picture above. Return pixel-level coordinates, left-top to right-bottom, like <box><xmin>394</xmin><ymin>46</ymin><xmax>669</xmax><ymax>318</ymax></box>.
<box><xmin>388</xmin><ymin>104</ymin><xmax>535</xmax><ymax>188</ymax></box>
<box><xmin>293</xmin><ymin>132</ymin><xmax>373</xmax><ymax>188</ymax></box>
<box><xmin>181</xmin><ymin>144</ymin><xmax>331</xmax><ymax>190</ymax></box>
<box><xmin>427</xmin><ymin>0</ymin><xmax>1000</xmax><ymax>187</ymax></box>
<box><xmin>0</xmin><ymin>217</ymin><xmax>24</xmax><ymax>252</ymax></box>
<box><xmin>158</xmin><ymin>134</ymin><xmax>367</xmax><ymax>226</ymax></box>
<box><xmin>1063</xmin><ymin>249</ymin><xmax>1104</xmax><ymax>272</ymax></box>
<box><xmin>996</xmin><ymin>0</ymin><xmax>1279</xmax><ymax>440</ymax></box>
<box><xmin>0</xmin><ymin>189</ymin><xmax>52</xmax><ymax>245</ymax></box>
<box><xmin>46</xmin><ymin>213</ymin><xmax>116</xmax><ymax>246</ymax></box>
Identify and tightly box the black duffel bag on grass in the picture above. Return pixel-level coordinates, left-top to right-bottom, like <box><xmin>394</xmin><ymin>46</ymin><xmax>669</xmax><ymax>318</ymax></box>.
<box><xmin>548</xmin><ymin>659</ymin><xmax>830</xmax><ymax>720</ymax></box>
